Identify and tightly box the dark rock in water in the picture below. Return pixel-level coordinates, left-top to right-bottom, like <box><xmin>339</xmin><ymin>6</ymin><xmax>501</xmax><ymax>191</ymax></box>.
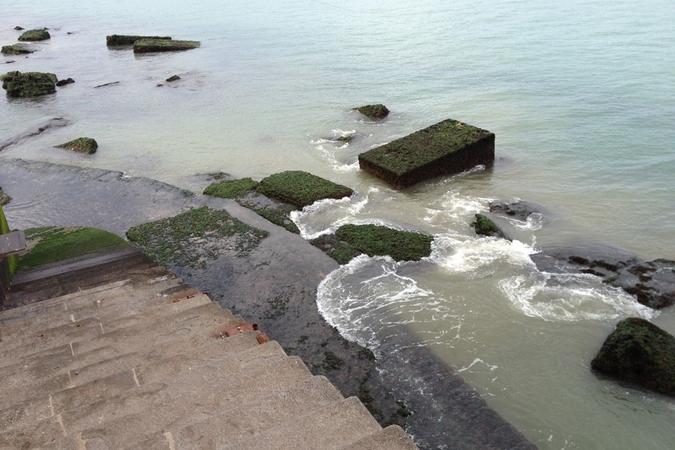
<box><xmin>14</xmin><ymin>26</ymin><xmax>25</xmax><ymax>31</ymax></box>
<box><xmin>532</xmin><ymin>245</ymin><xmax>675</xmax><ymax>309</ymax></box>
<box><xmin>489</xmin><ymin>200</ymin><xmax>543</xmax><ymax>222</ymax></box>
<box><xmin>56</xmin><ymin>137</ymin><xmax>98</xmax><ymax>154</ymax></box>
<box><xmin>1</xmin><ymin>44</ymin><xmax>36</xmax><ymax>55</ymax></box>
<box><xmin>165</xmin><ymin>74</ymin><xmax>181</xmax><ymax>82</ymax></box>
<box><xmin>18</xmin><ymin>29</ymin><xmax>50</xmax><ymax>42</ymax></box>
<box><xmin>354</xmin><ymin>104</ymin><xmax>389</xmax><ymax>120</ymax></box>
<box><xmin>94</xmin><ymin>81</ymin><xmax>120</xmax><ymax>88</ymax></box>
<box><xmin>0</xmin><ymin>117</ymin><xmax>68</xmax><ymax>151</ymax></box>
<box><xmin>1</xmin><ymin>71</ymin><xmax>57</xmax><ymax>98</ymax></box>
<box><xmin>358</xmin><ymin>119</ymin><xmax>495</xmax><ymax>188</ymax></box>
<box><xmin>256</xmin><ymin>170</ymin><xmax>353</xmax><ymax>208</ymax></box>
<box><xmin>592</xmin><ymin>318</ymin><xmax>675</xmax><ymax>396</ymax></box>
<box><xmin>106</xmin><ymin>34</ymin><xmax>172</xmax><ymax>46</ymax></box>
<box><xmin>5</xmin><ymin>61</ymin><xmax>15</xmax><ymax>64</ymax></box>
<box><xmin>472</xmin><ymin>214</ymin><xmax>509</xmax><ymax>239</ymax></box>
<box><xmin>133</xmin><ymin>38</ymin><xmax>200</xmax><ymax>53</ymax></box>
<box><xmin>56</xmin><ymin>77</ymin><xmax>75</xmax><ymax>87</ymax></box>
<box><xmin>0</xmin><ymin>187</ymin><xmax>11</xmax><ymax>206</ymax></box>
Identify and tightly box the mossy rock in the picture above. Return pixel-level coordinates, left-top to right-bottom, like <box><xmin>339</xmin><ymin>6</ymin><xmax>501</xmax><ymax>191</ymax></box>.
<box><xmin>310</xmin><ymin>234</ymin><xmax>363</xmax><ymax>264</ymax></box>
<box><xmin>126</xmin><ymin>207</ymin><xmax>268</xmax><ymax>268</ymax></box>
<box><xmin>251</xmin><ymin>206</ymin><xmax>300</xmax><ymax>234</ymax></box>
<box><xmin>358</xmin><ymin>119</ymin><xmax>495</xmax><ymax>188</ymax></box>
<box><xmin>0</xmin><ymin>188</ymin><xmax>11</xmax><ymax>206</ymax></box>
<box><xmin>133</xmin><ymin>38</ymin><xmax>200</xmax><ymax>53</ymax></box>
<box><xmin>1</xmin><ymin>71</ymin><xmax>57</xmax><ymax>98</ymax></box>
<box><xmin>18</xmin><ymin>29</ymin><xmax>50</xmax><ymax>42</ymax></box>
<box><xmin>354</xmin><ymin>104</ymin><xmax>389</xmax><ymax>120</ymax></box>
<box><xmin>106</xmin><ymin>35</ymin><xmax>172</xmax><ymax>46</ymax></box>
<box><xmin>56</xmin><ymin>137</ymin><xmax>98</xmax><ymax>154</ymax></box>
<box><xmin>1</xmin><ymin>44</ymin><xmax>35</xmax><ymax>55</ymax></box>
<box><xmin>257</xmin><ymin>171</ymin><xmax>353</xmax><ymax>209</ymax></box>
<box><xmin>335</xmin><ymin>224</ymin><xmax>433</xmax><ymax>262</ymax></box>
<box><xmin>18</xmin><ymin>227</ymin><xmax>129</xmax><ymax>272</ymax></box>
<box><xmin>203</xmin><ymin>178</ymin><xmax>259</xmax><ymax>199</ymax></box>
<box><xmin>591</xmin><ymin>318</ymin><xmax>675</xmax><ymax>396</ymax></box>
<box><xmin>472</xmin><ymin>214</ymin><xmax>508</xmax><ymax>239</ymax></box>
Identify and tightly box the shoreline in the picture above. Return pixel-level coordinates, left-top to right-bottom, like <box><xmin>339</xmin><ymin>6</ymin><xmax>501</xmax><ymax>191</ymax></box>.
<box><xmin>0</xmin><ymin>157</ymin><xmax>535</xmax><ymax>449</ymax></box>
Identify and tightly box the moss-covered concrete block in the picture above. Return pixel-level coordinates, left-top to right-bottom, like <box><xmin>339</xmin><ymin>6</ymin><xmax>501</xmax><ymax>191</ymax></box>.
<box><xmin>310</xmin><ymin>234</ymin><xmax>363</xmax><ymax>264</ymax></box>
<box><xmin>203</xmin><ymin>178</ymin><xmax>259</xmax><ymax>199</ymax></box>
<box><xmin>1</xmin><ymin>44</ymin><xmax>36</xmax><ymax>55</ymax></box>
<box><xmin>358</xmin><ymin>119</ymin><xmax>495</xmax><ymax>188</ymax></box>
<box><xmin>106</xmin><ymin>35</ymin><xmax>172</xmax><ymax>46</ymax></box>
<box><xmin>56</xmin><ymin>137</ymin><xmax>98</xmax><ymax>154</ymax></box>
<box><xmin>257</xmin><ymin>171</ymin><xmax>353</xmax><ymax>208</ymax></box>
<box><xmin>472</xmin><ymin>214</ymin><xmax>508</xmax><ymax>239</ymax></box>
<box><xmin>18</xmin><ymin>29</ymin><xmax>50</xmax><ymax>42</ymax></box>
<box><xmin>591</xmin><ymin>318</ymin><xmax>675</xmax><ymax>396</ymax></box>
<box><xmin>354</xmin><ymin>104</ymin><xmax>389</xmax><ymax>120</ymax></box>
<box><xmin>133</xmin><ymin>38</ymin><xmax>200</xmax><ymax>53</ymax></box>
<box><xmin>1</xmin><ymin>71</ymin><xmax>57</xmax><ymax>98</ymax></box>
<box><xmin>0</xmin><ymin>188</ymin><xmax>10</xmax><ymax>206</ymax></box>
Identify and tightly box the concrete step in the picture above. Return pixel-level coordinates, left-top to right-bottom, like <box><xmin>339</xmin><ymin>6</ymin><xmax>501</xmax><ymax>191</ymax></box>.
<box><xmin>130</xmin><ymin>375</ymin><xmax>344</xmax><ymax>450</ymax></box>
<box><xmin>343</xmin><ymin>425</ymin><xmax>418</xmax><ymax>450</ymax></box>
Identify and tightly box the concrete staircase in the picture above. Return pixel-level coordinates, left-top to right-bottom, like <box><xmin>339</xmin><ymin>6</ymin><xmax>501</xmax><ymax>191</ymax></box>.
<box><xmin>0</xmin><ymin>249</ymin><xmax>417</xmax><ymax>450</ymax></box>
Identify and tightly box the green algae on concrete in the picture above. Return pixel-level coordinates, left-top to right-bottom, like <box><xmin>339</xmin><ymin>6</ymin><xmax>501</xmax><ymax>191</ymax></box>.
<box><xmin>0</xmin><ymin>188</ymin><xmax>10</xmax><ymax>206</ymax></box>
<box><xmin>106</xmin><ymin>35</ymin><xmax>172</xmax><ymax>46</ymax></box>
<box><xmin>358</xmin><ymin>119</ymin><xmax>495</xmax><ymax>188</ymax></box>
<box><xmin>251</xmin><ymin>206</ymin><xmax>300</xmax><ymax>234</ymax></box>
<box><xmin>133</xmin><ymin>38</ymin><xmax>200</xmax><ymax>53</ymax></box>
<box><xmin>354</xmin><ymin>104</ymin><xmax>389</xmax><ymax>120</ymax></box>
<box><xmin>0</xmin><ymin>206</ymin><xmax>17</xmax><ymax>276</ymax></box>
<box><xmin>17</xmin><ymin>227</ymin><xmax>128</xmax><ymax>272</ymax></box>
<box><xmin>1</xmin><ymin>44</ymin><xmax>35</xmax><ymax>55</ymax></box>
<box><xmin>56</xmin><ymin>137</ymin><xmax>98</xmax><ymax>154</ymax></box>
<box><xmin>591</xmin><ymin>318</ymin><xmax>675</xmax><ymax>396</ymax></box>
<box><xmin>1</xmin><ymin>71</ymin><xmax>57</xmax><ymax>98</ymax></box>
<box><xmin>310</xmin><ymin>234</ymin><xmax>363</xmax><ymax>265</ymax></box>
<box><xmin>203</xmin><ymin>178</ymin><xmax>259</xmax><ymax>199</ymax></box>
<box><xmin>257</xmin><ymin>171</ymin><xmax>353</xmax><ymax>208</ymax></box>
<box><xmin>472</xmin><ymin>214</ymin><xmax>508</xmax><ymax>239</ymax></box>
<box><xmin>126</xmin><ymin>207</ymin><xmax>268</xmax><ymax>268</ymax></box>
<box><xmin>18</xmin><ymin>29</ymin><xmax>50</xmax><ymax>42</ymax></box>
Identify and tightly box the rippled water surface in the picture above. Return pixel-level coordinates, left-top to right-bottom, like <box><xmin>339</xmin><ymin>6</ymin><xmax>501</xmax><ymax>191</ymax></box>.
<box><xmin>2</xmin><ymin>1</ymin><xmax>675</xmax><ymax>448</ymax></box>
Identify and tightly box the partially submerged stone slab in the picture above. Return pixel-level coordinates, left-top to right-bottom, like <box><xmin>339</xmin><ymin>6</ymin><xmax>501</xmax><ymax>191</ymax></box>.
<box><xmin>133</xmin><ymin>38</ymin><xmax>200</xmax><ymax>53</ymax></box>
<box><xmin>18</xmin><ymin>29</ymin><xmax>50</xmax><ymax>42</ymax></box>
<box><xmin>1</xmin><ymin>71</ymin><xmax>57</xmax><ymax>98</ymax></box>
<box><xmin>592</xmin><ymin>318</ymin><xmax>675</xmax><ymax>396</ymax></box>
<box><xmin>354</xmin><ymin>104</ymin><xmax>389</xmax><ymax>120</ymax></box>
<box><xmin>203</xmin><ymin>178</ymin><xmax>259</xmax><ymax>199</ymax></box>
<box><xmin>56</xmin><ymin>137</ymin><xmax>98</xmax><ymax>154</ymax></box>
<box><xmin>106</xmin><ymin>35</ymin><xmax>172</xmax><ymax>46</ymax></box>
<box><xmin>256</xmin><ymin>171</ymin><xmax>353</xmax><ymax>208</ymax></box>
<box><xmin>358</xmin><ymin>119</ymin><xmax>495</xmax><ymax>188</ymax></box>
<box><xmin>1</xmin><ymin>44</ymin><xmax>36</xmax><ymax>55</ymax></box>
<box><xmin>472</xmin><ymin>214</ymin><xmax>508</xmax><ymax>239</ymax></box>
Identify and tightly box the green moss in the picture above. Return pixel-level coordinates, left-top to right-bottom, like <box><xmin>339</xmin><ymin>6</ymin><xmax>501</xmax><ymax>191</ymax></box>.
<box><xmin>472</xmin><ymin>214</ymin><xmax>507</xmax><ymax>239</ymax></box>
<box><xmin>133</xmin><ymin>38</ymin><xmax>200</xmax><ymax>53</ymax></box>
<box><xmin>17</xmin><ymin>227</ymin><xmax>128</xmax><ymax>272</ymax></box>
<box><xmin>106</xmin><ymin>35</ymin><xmax>172</xmax><ymax>46</ymax></box>
<box><xmin>310</xmin><ymin>234</ymin><xmax>362</xmax><ymax>264</ymax></box>
<box><xmin>203</xmin><ymin>178</ymin><xmax>259</xmax><ymax>199</ymax></box>
<box><xmin>335</xmin><ymin>224</ymin><xmax>433</xmax><ymax>262</ymax></box>
<box><xmin>591</xmin><ymin>318</ymin><xmax>675</xmax><ymax>396</ymax></box>
<box><xmin>256</xmin><ymin>171</ymin><xmax>353</xmax><ymax>208</ymax></box>
<box><xmin>56</xmin><ymin>137</ymin><xmax>98</xmax><ymax>154</ymax></box>
<box><xmin>1</xmin><ymin>71</ymin><xmax>57</xmax><ymax>98</ymax></box>
<box><xmin>354</xmin><ymin>104</ymin><xmax>389</xmax><ymax>120</ymax></box>
<box><xmin>0</xmin><ymin>188</ymin><xmax>10</xmax><ymax>206</ymax></box>
<box><xmin>1</xmin><ymin>44</ymin><xmax>35</xmax><ymax>55</ymax></box>
<box><xmin>252</xmin><ymin>207</ymin><xmax>300</xmax><ymax>234</ymax></box>
<box><xmin>18</xmin><ymin>29</ymin><xmax>50</xmax><ymax>42</ymax></box>
<box><xmin>0</xmin><ymin>206</ymin><xmax>17</xmax><ymax>276</ymax></box>
<box><xmin>126</xmin><ymin>207</ymin><xmax>268</xmax><ymax>267</ymax></box>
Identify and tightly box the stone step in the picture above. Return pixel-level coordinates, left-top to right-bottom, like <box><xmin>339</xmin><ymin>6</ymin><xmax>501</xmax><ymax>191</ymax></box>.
<box><xmin>129</xmin><ymin>375</ymin><xmax>345</xmax><ymax>450</ymax></box>
<box><xmin>343</xmin><ymin>425</ymin><xmax>418</xmax><ymax>450</ymax></box>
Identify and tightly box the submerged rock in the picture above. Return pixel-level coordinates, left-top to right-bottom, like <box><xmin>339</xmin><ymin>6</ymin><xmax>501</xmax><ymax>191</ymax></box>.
<box><xmin>472</xmin><ymin>214</ymin><xmax>508</xmax><ymax>239</ymax></box>
<box><xmin>354</xmin><ymin>104</ymin><xmax>389</xmax><ymax>120</ymax></box>
<box><xmin>106</xmin><ymin>34</ymin><xmax>172</xmax><ymax>46</ymax></box>
<box><xmin>18</xmin><ymin>29</ymin><xmax>50</xmax><ymax>42</ymax></box>
<box><xmin>14</xmin><ymin>26</ymin><xmax>25</xmax><ymax>31</ymax></box>
<box><xmin>203</xmin><ymin>178</ymin><xmax>259</xmax><ymax>199</ymax></box>
<box><xmin>1</xmin><ymin>43</ymin><xmax>36</xmax><ymax>55</ymax></box>
<box><xmin>0</xmin><ymin>117</ymin><xmax>68</xmax><ymax>151</ymax></box>
<box><xmin>256</xmin><ymin>170</ymin><xmax>353</xmax><ymax>208</ymax></box>
<box><xmin>358</xmin><ymin>119</ymin><xmax>495</xmax><ymax>188</ymax></box>
<box><xmin>56</xmin><ymin>77</ymin><xmax>75</xmax><ymax>87</ymax></box>
<box><xmin>0</xmin><ymin>187</ymin><xmax>10</xmax><ymax>206</ymax></box>
<box><xmin>592</xmin><ymin>318</ymin><xmax>675</xmax><ymax>396</ymax></box>
<box><xmin>166</xmin><ymin>74</ymin><xmax>181</xmax><ymax>82</ymax></box>
<box><xmin>133</xmin><ymin>38</ymin><xmax>200</xmax><ymax>53</ymax></box>
<box><xmin>489</xmin><ymin>200</ymin><xmax>543</xmax><ymax>222</ymax></box>
<box><xmin>56</xmin><ymin>137</ymin><xmax>98</xmax><ymax>154</ymax></box>
<box><xmin>1</xmin><ymin>71</ymin><xmax>56</xmax><ymax>98</ymax></box>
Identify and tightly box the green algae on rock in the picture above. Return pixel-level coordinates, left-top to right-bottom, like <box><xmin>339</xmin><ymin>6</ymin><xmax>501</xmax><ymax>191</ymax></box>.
<box><xmin>133</xmin><ymin>38</ymin><xmax>200</xmax><ymax>53</ymax></box>
<box><xmin>106</xmin><ymin>35</ymin><xmax>172</xmax><ymax>46</ymax></box>
<box><xmin>257</xmin><ymin>171</ymin><xmax>353</xmax><ymax>208</ymax></box>
<box><xmin>358</xmin><ymin>119</ymin><xmax>495</xmax><ymax>188</ymax></box>
<box><xmin>472</xmin><ymin>213</ymin><xmax>508</xmax><ymax>239</ymax></box>
<box><xmin>310</xmin><ymin>234</ymin><xmax>363</xmax><ymax>264</ymax></box>
<box><xmin>18</xmin><ymin>29</ymin><xmax>50</xmax><ymax>42</ymax></box>
<box><xmin>203</xmin><ymin>178</ymin><xmax>259</xmax><ymax>199</ymax></box>
<box><xmin>591</xmin><ymin>318</ymin><xmax>675</xmax><ymax>396</ymax></box>
<box><xmin>354</xmin><ymin>104</ymin><xmax>389</xmax><ymax>120</ymax></box>
<box><xmin>1</xmin><ymin>44</ymin><xmax>36</xmax><ymax>55</ymax></box>
<box><xmin>126</xmin><ymin>207</ymin><xmax>268</xmax><ymax>268</ymax></box>
<box><xmin>0</xmin><ymin>187</ymin><xmax>11</xmax><ymax>206</ymax></box>
<box><xmin>18</xmin><ymin>226</ymin><xmax>128</xmax><ymax>272</ymax></box>
<box><xmin>56</xmin><ymin>137</ymin><xmax>98</xmax><ymax>154</ymax></box>
<box><xmin>1</xmin><ymin>71</ymin><xmax>57</xmax><ymax>98</ymax></box>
